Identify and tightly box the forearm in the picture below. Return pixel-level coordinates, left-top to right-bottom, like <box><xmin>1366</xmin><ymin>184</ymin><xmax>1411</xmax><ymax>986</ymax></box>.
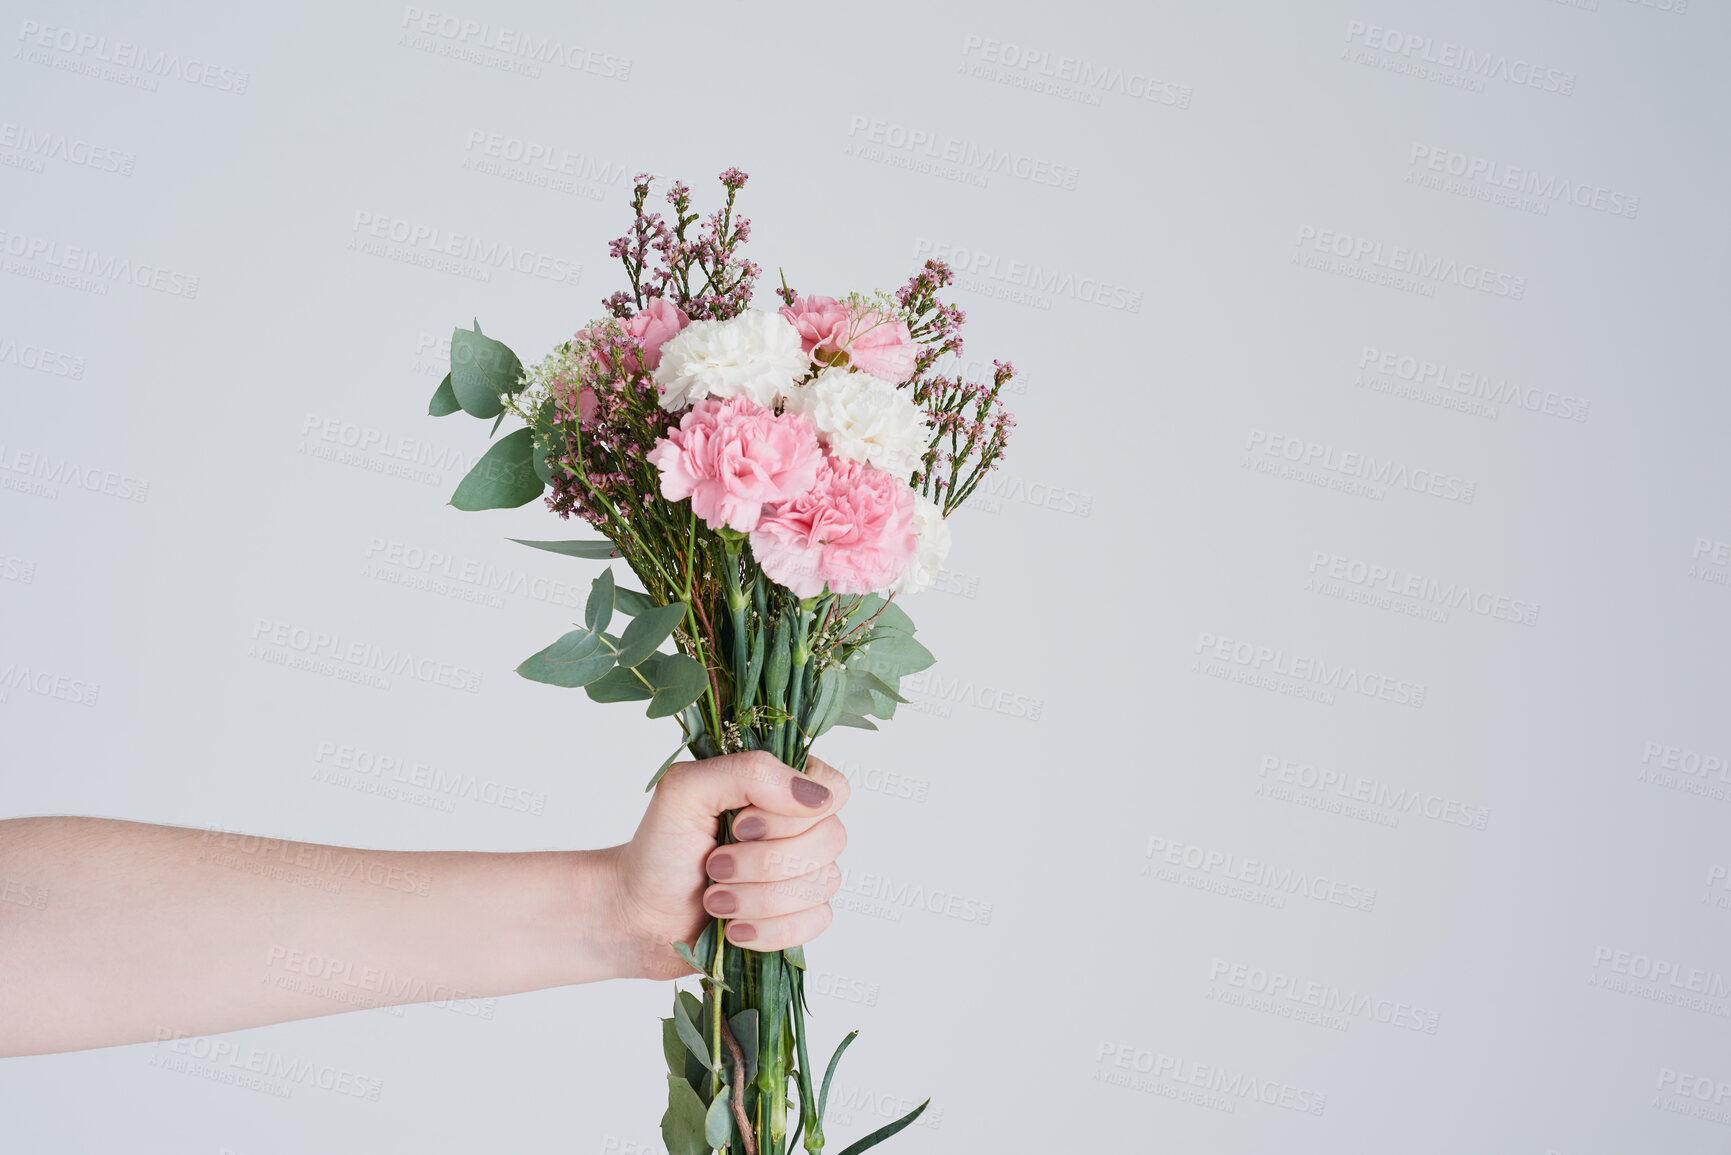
<box><xmin>0</xmin><ymin>817</ymin><xmax>633</xmax><ymax>1057</ymax></box>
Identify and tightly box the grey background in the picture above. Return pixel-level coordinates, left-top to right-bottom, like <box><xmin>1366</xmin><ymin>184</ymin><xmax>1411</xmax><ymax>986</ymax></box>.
<box><xmin>3</xmin><ymin>0</ymin><xmax>1728</xmax><ymax>1151</ymax></box>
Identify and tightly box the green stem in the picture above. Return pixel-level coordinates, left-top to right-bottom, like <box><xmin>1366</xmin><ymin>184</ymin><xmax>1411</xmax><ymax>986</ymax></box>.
<box><xmin>792</xmin><ymin>976</ymin><xmax>822</xmax><ymax>1152</ymax></box>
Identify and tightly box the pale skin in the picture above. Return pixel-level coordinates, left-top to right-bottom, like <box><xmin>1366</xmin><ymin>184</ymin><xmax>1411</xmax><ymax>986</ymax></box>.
<box><xmin>0</xmin><ymin>750</ymin><xmax>850</xmax><ymax>1058</ymax></box>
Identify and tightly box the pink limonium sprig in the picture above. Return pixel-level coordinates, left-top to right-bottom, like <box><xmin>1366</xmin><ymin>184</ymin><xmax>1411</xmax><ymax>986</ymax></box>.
<box><xmin>894</xmin><ymin>260</ymin><xmax>1016</xmax><ymax>514</ymax></box>
<box><xmin>608</xmin><ymin>170</ymin><xmax>761</xmax><ymax>323</ymax></box>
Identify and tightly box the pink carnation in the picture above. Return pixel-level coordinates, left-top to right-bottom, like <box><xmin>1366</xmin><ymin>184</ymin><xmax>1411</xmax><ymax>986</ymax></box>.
<box><xmin>749</xmin><ymin>456</ymin><xmax>918</xmax><ymax>598</ymax></box>
<box><xmin>779</xmin><ymin>295</ymin><xmax>850</xmax><ymax>359</ymax></box>
<box><xmin>779</xmin><ymin>295</ymin><xmax>916</xmax><ymax>382</ymax></box>
<box><xmin>574</xmin><ymin>299</ymin><xmax>689</xmax><ymax>380</ymax></box>
<box><xmin>844</xmin><ymin>309</ymin><xmax>916</xmax><ymax>382</ymax></box>
<box><xmin>647</xmin><ymin>395</ymin><xmax>822</xmax><ymax>532</ymax></box>
<box><xmin>626</xmin><ymin>297</ymin><xmax>689</xmax><ymax>372</ymax></box>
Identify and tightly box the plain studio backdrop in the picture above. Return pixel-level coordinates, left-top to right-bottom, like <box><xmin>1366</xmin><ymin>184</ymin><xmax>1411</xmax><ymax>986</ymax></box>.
<box><xmin>3</xmin><ymin>0</ymin><xmax>1729</xmax><ymax>1151</ymax></box>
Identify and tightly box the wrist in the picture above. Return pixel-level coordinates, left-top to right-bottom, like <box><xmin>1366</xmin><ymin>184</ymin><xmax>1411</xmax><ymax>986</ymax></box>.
<box><xmin>548</xmin><ymin>845</ymin><xmax>644</xmax><ymax>984</ymax></box>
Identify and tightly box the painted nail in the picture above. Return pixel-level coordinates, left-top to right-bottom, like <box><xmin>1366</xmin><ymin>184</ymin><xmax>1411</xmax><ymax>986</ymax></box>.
<box><xmin>707</xmin><ymin>854</ymin><xmax>735</xmax><ymax>881</ymax></box>
<box><xmin>791</xmin><ymin>776</ymin><xmax>831</xmax><ymax>808</ymax></box>
<box><xmin>734</xmin><ymin>815</ymin><xmax>768</xmax><ymax>841</ymax></box>
<box><xmin>729</xmin><ymin>922</ymin><xmax>756</xmax><ymax>943</ymax></box>
<box><xmin>707</xmin><ymin>889</ymin><xmax>737</xmax><ymax>915</ymax></box>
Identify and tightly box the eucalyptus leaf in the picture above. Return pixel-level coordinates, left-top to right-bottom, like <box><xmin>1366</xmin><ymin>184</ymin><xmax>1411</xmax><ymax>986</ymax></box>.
<box><xmin>848</xmin><ymin>669</ymin><xmax>909</xmax><ymax>704</ymax></box>
<box><xmin>672</xmin><ymin>940</ymin><xmax>705</xmax><ymax>974</ymax></box>
<box><xmin>644</xmin><ymin>741</ymin><xmax>685</xmax><ymax>790</ymax></box>
<box><xmin>508</xmin><ymin>538</ymin><xmax>621</xmax><ymax>559</ymax></box>
<box><xmin>693</xmin><ymin>921</ymin><xmax>717</xmax><ymax>971</ymax></box>
<box><xmin>585</xmin><ymin>569</ymin><xmax>615</xmax><ymax>634</ymax></box>
<box><xmin>672</xmin><ymin>991</ymin><xmax>715</xmax><ymax>1072</ymax></box>
<box><xmin>661</xmin><ymin>1018</ymin><xmax>686</xmax><ymax>1078</ymax></box>
<box><xmin>834</xmin><ymin>711</ymin><xmax>878</xmax><ymax>731</ymax></box>
<box><xmin>450</xmin><ymin>427</ymin><xmax>543</xmax><ymax>511</ymax></box>
<box><xmin>616</xmin><ymin>602</ymin><xmax>688</xmax><ymax>668</ymax></box>
<box><xmin>543</xmin><ymin>627</ymin><xmax>601</xmax><ymax>663</ymax></box>
<box><xmin>728</xmin><ymin>1009</ymin><xmax>759</xmax><ymax>1085</ymax></box>
<box><xmin>531</xmin><ymin>431</ymin><xmax>560</xmax><ymax>485</ymax></box>
<box><xmin>449</xmin><ymin>327</ymin><xmax>523</xmax><ymax>419</ymax></box>
<box><xmin>516</xmin><ymin>640</ymin><xmax>615</xmax><ymax>688</ymax></box>
<box><xmin>856</xmin><ymin>633</ymin><xmax>934</xmax><ymax>676</ymax></box>
<box><xmin>428</xmin><ymin>372</ymin><xmax>460</xmax><ymax>416</ymax></box>
<box><xmin>660</xmin><ymin>1075</ymin><xmax>710</xmax><ymax>1155</ymax></box>
<box><xmin>648</xmin><ymin>654</ymin><xmax>709</xmax><ymax>720</ymax></box>
<box><xmin>614</xmin><ymin>586</ymin><xmax>654</xmax><ymax>617</ymax></box>
<box><xmin>781</xmin><ymin>944</ymin><xmax>806</xmax><ymax>970</ymax></box>
<box><xmin>585</xmin><ymin>663</ymin><xmax>657</xmax><ymax>703</ymax></box>
<box><xmin>704</xmin><ymin>1091</ymin><xmax>733</xmax><ymax>1149</ymax></box>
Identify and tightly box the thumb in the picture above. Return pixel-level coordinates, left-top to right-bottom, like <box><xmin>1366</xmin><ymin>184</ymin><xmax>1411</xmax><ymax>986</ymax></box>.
<box><xmin>654</xmin><ymin>750</ymin><xmax>849</xmax><ymax>825</ymax></box>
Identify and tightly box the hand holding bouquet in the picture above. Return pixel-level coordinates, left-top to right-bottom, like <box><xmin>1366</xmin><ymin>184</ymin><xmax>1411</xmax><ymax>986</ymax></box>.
<box><xmin>426</xmin><ymin>169</ymin><xmax>1015</xmax><ymax>1154</ymax></box>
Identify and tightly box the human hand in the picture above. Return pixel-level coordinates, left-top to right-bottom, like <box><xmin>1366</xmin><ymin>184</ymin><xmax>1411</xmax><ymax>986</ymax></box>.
<box><xmin>606</xmin><ymin>751</ymin><xmax>851</xmax><ymax>981</ymax></box>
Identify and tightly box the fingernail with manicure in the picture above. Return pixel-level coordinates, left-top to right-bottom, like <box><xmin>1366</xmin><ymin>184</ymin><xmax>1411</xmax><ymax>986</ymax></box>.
<box><xmin>729</xmin><ymin>922</ymin><xmax>756</xmax><ymax>943</ymax></box>
<box><xmin>707</xmin><ymin>890</ymin><xmax>737</xmax><ymax>915</ymax></box>
<box><xmin>734</xmin><ymin>815</ymin><xmax>767</xmax><ymax>840</ymax></box>
<box><xmin>791</xmin><ymin>776</ymin><xmax>830</xmax><ymax>808</ymax></box>
<box><xmin>707</xmin><ymin>854</ymin><xmax>735</xmax><ymax>881</ymax></box>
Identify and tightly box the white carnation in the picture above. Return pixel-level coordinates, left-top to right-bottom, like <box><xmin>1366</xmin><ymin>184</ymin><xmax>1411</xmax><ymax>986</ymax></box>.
<box><xmin>892</xmin><ymin>492</ymin><xmax>952</xmax><ymax>596</ymax></box>
<box><xmin>781</xmin><ymin>368</ymin><xmax>930</xmax><ymax>479</ymax></box>
<box><xmin>652</xmin><ymin>309</ymin><xmax>808</xmax><ymax>411</ymax></box>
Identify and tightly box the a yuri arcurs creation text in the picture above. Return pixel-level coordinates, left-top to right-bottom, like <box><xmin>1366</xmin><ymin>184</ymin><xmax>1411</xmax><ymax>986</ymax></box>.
<box><xmin>426</xmin><ymin>169</ymin><xmax>1015</xmax><ymax>1155</ymax></box>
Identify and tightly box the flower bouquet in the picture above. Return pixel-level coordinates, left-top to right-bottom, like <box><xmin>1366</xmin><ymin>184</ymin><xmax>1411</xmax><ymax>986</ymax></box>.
<box><xmin>425</xmin><ymin>169</ymin><xmax>1014</xmax><ymax>1154</ymax></box>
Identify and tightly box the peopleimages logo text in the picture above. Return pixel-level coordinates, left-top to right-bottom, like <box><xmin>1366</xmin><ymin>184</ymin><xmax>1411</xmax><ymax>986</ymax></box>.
<box><xmin>1343</xmin><ymin>21</ymin><xmax>1576</xmax><ymax>94</ymax></box>
<box><xmin>912</xmin><ymin>238</ymin><xmax>1142</xmax><ymax>313</ymax></box>
<box><xmin>1295</xmin><ymin>226</ymin><xmax>1526</xmax><ymax>299</ymax></box>
<box><xmin>846</xmin><ymin>116</ymin><xmax>1080</xmax><ymax>189</ymax></box>
<box><xmin>1195</xmin><ymin>631</ymin><xmax>1427</xmax><ymax>708</ymax></box>
<box><xmin>399</xmin><ymin>8</ymin><xmax>630</xmax><ymax>79</ymax></box>
<box><xmin>1358</xmin><ymin>346</ymin><xmax>1588</xmax><ymax>421</ymax></box>
<box><xmin>16</xmin><ymin>20</ymin><xmax>251</xmax><ymax>92</ymax></box>
<box><xmin>249</xmin><ymin>619</ymin><xmax>482</xmax><ymax>693</ymax></box>
<box><xmin>350</xmin><ymin>212</ymin><xmax>581</xmax><ymax>285</ymax></box>
<box><xmin>1245</xmin><ymin>429</ymin><xmax>1476</xmax><ymax>503</ymax></box>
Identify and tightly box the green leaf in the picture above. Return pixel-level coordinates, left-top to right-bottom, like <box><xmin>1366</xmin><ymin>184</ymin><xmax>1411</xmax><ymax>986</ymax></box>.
<box><xmin>848</xmin><ymin>669</ymin><xmax>908</xmax><ymax>704</ymax></box>
<box><xmin>857</xmin><ymin>633</ymin><xmax>934</xmax><ymax>677</ymax></box>
<box><xmin>530</xmin><ymin>428</ymin><xmax>557</xmax><ymax>483</ymax></box>
<box><xmin>450</xmin><ymin>427</ymin><xmax>544</xmax><ymax>510</ymax></box>
<box><xmin>672</xmin><ymin>940</ymin><xmax>705</xmax><ymax>974</ymax></box>
<box><xmin>449</xmin><ymin>327</ymin><xmax>523</xmax><ymax>419</ymax></box>
<box><xmin>586</xmin><ymin>569</ymin><xmax>615</xmax><ymax>634</ymax></box>
<box><xmin>728</xmin><ymin>1009</ymin><xmax>759</xmax><ymax>1085</ymax></box>
<box><xmin>660</xmin><ymin>1074</ymin><xmax>711</xmax><ymax>1155</ymax></box>
<box><xmin>843</xmin><ymin>679</ymin><xmax>897</xmax><ymax>721</ymax></box>
<box><xmin>585</xmin><ymin>662</ymin><xmax>658</xmax><ymax>703</ymax></box>
<box><xmin>543</xmin><ymin>627</ymin><xmax>601</xmax><ymax>663</ymax></box>
<box><xmin>782</xmin><ymin>944</ymin><xmax>806</xmax><ymax>970</ymax></box>
<box><xmin>516</xmin><ymin>638</ymin><xmax>616</xmax><ymax>688</ymax></box>
<box><xmin>704</xmin><ymin>1091</ymin><xmax>733</xmax><ymax>1149</ymax></box>
<box><xmin>834</xmin><ymin>712</ymin><xmax>878</xmax><ymax>731</ymax></box>
<box><xmin>672</xmin><ymin>990</ymin><xmax>715</xmax><ymax>1072</ymax></box>
<box><xmin>645</xmin><ymin>741</ymin><xmax>685</xmax><ymax>790</ymax></box>
<box><xmin>648</xmin><ymin>654</ymin><xmax>709</xmax><ymax>720</ymax></box>
<box><xmin>694</xmin><ymin>921</ymin><xmax>717</xmax><ymax>970</ymax></box>
<box><xmin>428</xmin><ymin>372</ymin><xmax>460</xmax><ymax>416</ymax></box>
<box><xmin>614</xmin><ymin>586</ymin><xmax>654</xmax><ymax>617</ymax></box>
<box><xmin>835</xmin><ymin>1098</ymin><xmax>931</xmax><ymax>1155</ymax></box>
<box><xmin>616</xmin><ymin>601</ymin><xmax>688</xmax><ymax>668</ymax></box>
<box><xmin>508</xmin><ymin>538</ymin><xmax>621</xmax><ymax>560</ymax></box>
<box><xmin>661</xmin><ymin>1018</ymin><xmax>686</xmax><ymax>1078</ymax></box>
<box><xmin>819</xmin><ymin>1030</ymin><xmax>858</xmax><ymax>1122</ymax></box>
<box><xmin>806</xmin><ymin>666</ymin><xmax>848</xmax><ymax>741</ymax></box>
